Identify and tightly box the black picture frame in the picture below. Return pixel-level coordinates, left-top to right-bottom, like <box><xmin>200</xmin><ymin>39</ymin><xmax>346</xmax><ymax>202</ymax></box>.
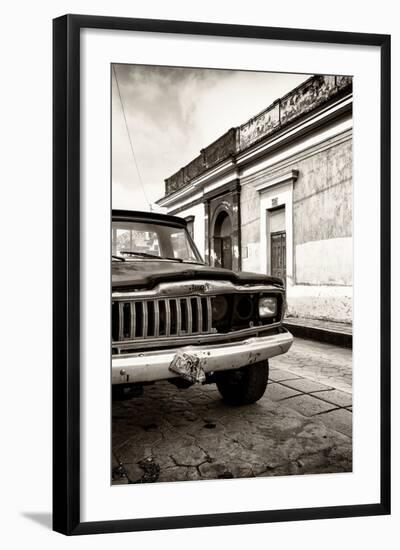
<box><xmin>53</xmin><ymin>14</ymin><xmax>391</xmax><ymax>535</ymax></box>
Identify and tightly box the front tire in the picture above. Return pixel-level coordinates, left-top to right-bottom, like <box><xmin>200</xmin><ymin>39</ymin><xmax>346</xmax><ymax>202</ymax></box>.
<box><xmin>215</xmin><ymin>360</ymin><xmax>269</xmax><ymax>405</ymax></box>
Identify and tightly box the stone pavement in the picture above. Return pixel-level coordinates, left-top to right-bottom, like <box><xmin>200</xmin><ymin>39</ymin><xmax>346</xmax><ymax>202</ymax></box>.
<box><xmin>273</xmin><ymin>338</ymin><xmax>352</xmax><ymax>393</ymax></box>
<box><xmin>112</xmin><ymin>337</ymin><xmax>352</xmax><ymax>484</ymax></box>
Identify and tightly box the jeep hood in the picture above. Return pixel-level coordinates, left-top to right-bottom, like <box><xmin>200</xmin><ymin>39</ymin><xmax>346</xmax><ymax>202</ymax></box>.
<box><xmin>112</xmin><ymin>260</ymin><xmax>283</xmax><ymax>291</ymax></box>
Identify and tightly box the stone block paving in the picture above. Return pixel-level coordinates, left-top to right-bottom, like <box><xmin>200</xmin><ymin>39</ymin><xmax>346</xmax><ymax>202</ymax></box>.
<box><xmin>273</xmin><ymin>338</ymin><xmax>352</xmax><ymax>393</ymax></box>
<box><xmin>112</xmin><ymin>338</ymin><xmax>352</xmax><ymax>485</ymax></box>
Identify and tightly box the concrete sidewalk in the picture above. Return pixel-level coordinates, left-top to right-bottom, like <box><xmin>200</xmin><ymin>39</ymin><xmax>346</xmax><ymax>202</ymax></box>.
<box><xmin>283</xmin><ymin>316</ymin><xmax>352</xmax><ymax>349</ymax></box>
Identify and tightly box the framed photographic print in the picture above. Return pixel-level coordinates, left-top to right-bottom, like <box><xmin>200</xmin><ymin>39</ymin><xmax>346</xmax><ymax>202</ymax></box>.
<box><xmin>53</xmin><ymin>14</ymin><xmax>391</xmax><ymax>535</ymax></box>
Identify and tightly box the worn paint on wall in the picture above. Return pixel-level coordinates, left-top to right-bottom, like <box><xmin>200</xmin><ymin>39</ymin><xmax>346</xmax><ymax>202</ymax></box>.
<box><xmin>175</xmin><ymin>203</ymin><xmax>206</xmax><ymax>259</ymax></box>
<box><xmin>296</xmin><ymin>237</ymin><xmax>352</xmax><ymax>286</ymax></box>
<box><xmin>286</xmin><ymin>284</ymin><xmax>352</xmax><ymax>323</ymax></box>
<box><xmin>240</xmin><ymin>102</ymin><xmax>280</xmax><ymax>149</ymax></box>
<box><xmin>241</xmin><ymin>242</ymin><xmax>262</xmax><ymax>273</ymax></box>
<box><xmin>240</xmin><ymin>183</ymin><xmax>261</xmax><ymax>273</ymax></box>
<box><xmin>293</xmin><ymin>139</ymin><xmax>352</xmax><ymax>246</ymax></box>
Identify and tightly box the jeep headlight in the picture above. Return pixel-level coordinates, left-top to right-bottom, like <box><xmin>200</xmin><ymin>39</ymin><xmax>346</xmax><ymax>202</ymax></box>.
<box><xmin>258</xmin><ymin>296</ymin><xmax>277</xmax><ymax>318</ymax></box>
<box><xmin>211</xmin><ymin>295</ymin><xmax>228</xmax><ymax>321</ymax></box>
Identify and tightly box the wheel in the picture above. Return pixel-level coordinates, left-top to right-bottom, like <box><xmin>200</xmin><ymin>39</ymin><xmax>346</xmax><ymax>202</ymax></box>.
<box><xmin>215</xmin><ymin>360</ymin><xmax>269</xmax><ymax>405</ymax></box>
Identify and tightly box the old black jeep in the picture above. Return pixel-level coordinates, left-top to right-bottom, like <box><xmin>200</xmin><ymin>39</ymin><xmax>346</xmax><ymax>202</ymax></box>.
<box><xmin>112</xmin><ymin>210</ymin><xmax>293</xmax><ymax>405</ymax></box>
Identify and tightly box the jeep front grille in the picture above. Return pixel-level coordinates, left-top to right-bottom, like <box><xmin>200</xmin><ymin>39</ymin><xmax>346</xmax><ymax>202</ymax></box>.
<box><xmin>112</xmin><ymin>296</ymin><xmax>215</xmax><ymax>342</ymax></box>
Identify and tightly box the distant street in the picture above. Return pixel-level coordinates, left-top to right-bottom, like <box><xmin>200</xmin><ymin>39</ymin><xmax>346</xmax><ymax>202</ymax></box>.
<box><xmin>112</xmin><ymin>337</ymin><xmax>352</xmax><ymax>483</ymax></box>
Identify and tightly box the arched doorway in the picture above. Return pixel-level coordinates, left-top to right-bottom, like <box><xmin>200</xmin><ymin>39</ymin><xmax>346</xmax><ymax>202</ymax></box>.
<box><xmin>213</xmin><ymin>210</ymin><xmax>232</xmax><ymax>269</ymax></box>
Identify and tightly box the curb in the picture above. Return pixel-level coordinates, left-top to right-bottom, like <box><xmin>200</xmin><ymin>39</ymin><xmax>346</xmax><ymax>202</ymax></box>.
<box><xmin>283</xmin><ymin>321</ymin><xmax>352</xmax><ymax>349</ymax></box>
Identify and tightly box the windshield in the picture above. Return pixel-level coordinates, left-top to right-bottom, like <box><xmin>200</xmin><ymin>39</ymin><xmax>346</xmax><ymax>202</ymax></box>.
<box><xmin>112</xmin><ymin>220</ymin><xmax>203</xmax><ymax>263</ymax></box>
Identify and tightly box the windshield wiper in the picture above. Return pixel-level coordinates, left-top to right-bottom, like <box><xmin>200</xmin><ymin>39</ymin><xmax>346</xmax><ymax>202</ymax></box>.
<box><xmin>120</xmin><ymin>250</ymin><xmax>183</xmax><ymax>262</ymax></box>
<box><xmin>120</xmin><ymin>250</ymin><xmax>160</xmax><ymax>259</ymax></box>
<box><xmin>112</xmin><ymin>254</ymin><xmax>125</xmax><ymax>262</ymax></box>
<box><xmin>164</xmin><ymin>256</ymin><xmax>183</xmax><ymax>262</ymax></box>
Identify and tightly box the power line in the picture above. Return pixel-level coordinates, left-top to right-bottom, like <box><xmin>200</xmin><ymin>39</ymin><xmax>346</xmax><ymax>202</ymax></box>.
<box><xmin>112</xmin><ymin>65</ymin><xmax>152</xmax><ymax>211</ymax></box>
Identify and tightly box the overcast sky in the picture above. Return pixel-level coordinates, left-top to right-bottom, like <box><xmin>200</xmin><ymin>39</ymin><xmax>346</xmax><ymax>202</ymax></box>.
<box><xmin>112</xmin><ymin>64</ymin><xmax>310</xmax><ymax>211</ymax></box>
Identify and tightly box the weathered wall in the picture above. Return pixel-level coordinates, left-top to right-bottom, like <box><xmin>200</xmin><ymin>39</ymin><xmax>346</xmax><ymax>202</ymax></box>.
<box><xmin>174</xmin><ymin>203</ymin><xmax>206</xmax><ymax>259</ymax></box>
<box><xmin>240</xmin><ymin>182</ymin><xmax>261</xmax><ymax>273</ymax></box>
<box><xmin>239</xmin><ymin>76</ymin><xmax>352</xmax><ymax>151</ymax></box>
<box><xmin>239</xmin><ymin>136</ymin><xmax>353</xmax><ymax>323</ymax></box>
<box><xmin>165</xmin><ymin>129</ymin><xmax>237</xmax><ymax>195</ymax></box>
<box><xmin>286</xmin><ymin>285</ymin><xmax>352</xmax><ymax>323</ymax></box>
<box><xmin>163</xmin><ymin>75</ymin><xmax>352</xmax><ymax>197</ymax></box>
<box><xmin>293</xmin><ymin>138</ymin><xmax>352</xmax><ymax>286</ymax></box>
<box><xmin>295</xmin><ymin>237</ymin><xmax>352</xmax><ymax>286</ymax></box>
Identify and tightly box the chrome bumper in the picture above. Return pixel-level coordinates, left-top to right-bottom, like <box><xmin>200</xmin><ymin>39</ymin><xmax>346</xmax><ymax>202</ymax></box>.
<box><xmin>112</xmin><ymin>329</ymin><xmax>293</xmax><ymax>385</ymax></box>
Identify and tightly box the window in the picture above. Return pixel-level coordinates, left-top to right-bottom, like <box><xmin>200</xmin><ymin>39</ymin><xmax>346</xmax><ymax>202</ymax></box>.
<box><xmin>112</xmin><ymin>220</ymin><xmax>202</xmax><ymax>263</ymax></box>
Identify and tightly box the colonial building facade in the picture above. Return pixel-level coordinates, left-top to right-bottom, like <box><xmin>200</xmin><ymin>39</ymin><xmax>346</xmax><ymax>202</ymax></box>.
<box><xmin>157</xmin><ymin>75</ymin><xmax>352</xmax><ymax>323</ymax></box>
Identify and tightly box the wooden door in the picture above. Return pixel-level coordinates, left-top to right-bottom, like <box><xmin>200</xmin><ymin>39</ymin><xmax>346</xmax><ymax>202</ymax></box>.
<box><xmin>270</xmin><ymin>230</ymin><xmax>286</xmax><ymax>282</ymax></box>
<box><xmin>214</xmin><ymin>236</ymin><xmax>232</xmax><ymax>269</ymax></box>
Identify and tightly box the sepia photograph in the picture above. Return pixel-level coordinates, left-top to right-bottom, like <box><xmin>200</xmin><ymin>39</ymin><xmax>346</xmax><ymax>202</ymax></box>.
<box><xmin>111</xmin><ymin>63</ymin><xmax>353</xmax><ymax>485</ymax></box>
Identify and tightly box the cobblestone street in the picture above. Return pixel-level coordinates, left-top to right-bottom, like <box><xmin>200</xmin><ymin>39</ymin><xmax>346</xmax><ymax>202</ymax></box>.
<box><xmin>112</xmin><ymin>337</ymin><xmax>352</xmax><ymax>484</ymax></box>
